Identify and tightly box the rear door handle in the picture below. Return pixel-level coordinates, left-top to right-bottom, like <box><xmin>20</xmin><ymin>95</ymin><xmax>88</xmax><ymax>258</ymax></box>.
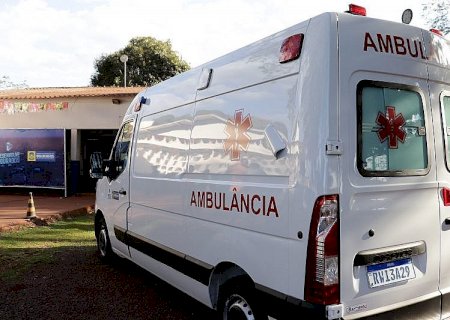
<box><xmin>354</xmin><ymin>241</ymin><xmax>426</xmax><ymax>266</ymax></box>
<box><xmin>445</xmin><ymin>218</ymin><xmax>450</xmax><ymax>225</ymax></box>
<box><xmin>118</xmin><ymin>189</ymin><xmax>127</xmax><ymax>195</ymax></box>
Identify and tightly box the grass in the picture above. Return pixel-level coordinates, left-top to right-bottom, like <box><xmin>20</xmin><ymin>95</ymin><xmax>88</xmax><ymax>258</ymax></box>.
<box><xmin>0</xmin><ymin>215</ymin><xmax>96</xmax><ymax>282</ymax></box>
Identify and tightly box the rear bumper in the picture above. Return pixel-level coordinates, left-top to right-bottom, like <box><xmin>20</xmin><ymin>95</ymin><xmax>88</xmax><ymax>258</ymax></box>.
<box><xmin>257</xmin><ymin>285</ymin><xmax>441</xmax><ymax>320</ymax></box>
<box><xmin>357</xmin><ymin>295</ymin><xmax>440</xmax><ymax>320</ymax></box>
<box><xmin>256</xmin><ymin>286</ymin><xmax>329</xmax><ymax>319</ymax></box>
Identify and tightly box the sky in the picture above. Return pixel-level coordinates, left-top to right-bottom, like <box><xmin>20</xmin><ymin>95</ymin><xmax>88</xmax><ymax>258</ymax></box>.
<box><xmin>0</xmin><ymin>0</ymin><xmax>430</xmax><ymax>88</ymax></box>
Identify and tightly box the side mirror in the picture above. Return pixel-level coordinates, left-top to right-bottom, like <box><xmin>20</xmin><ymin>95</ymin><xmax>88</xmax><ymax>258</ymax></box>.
<box><xmin>103</xmin><ymin>159</ymin><xmax>114</xmax><ymax>178</ymax></box>
<box><xmin>89</xmin><ymin>152</ymin><xmax>104</xmax><ymax>179</ymax></box>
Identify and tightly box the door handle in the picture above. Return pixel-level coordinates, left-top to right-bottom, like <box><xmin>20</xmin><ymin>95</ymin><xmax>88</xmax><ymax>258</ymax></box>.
<box><xmin>354</xmin><ymin>241</ymin><xmax>426</xmax><ymax>266</ymax></box>
<box><xmin>118</xmin><ymin>189</ymin><xmax>127</xmax><ymax>196</ymax></box>
<box><xmin>445</xmin><ymin>218</ymin><xmax>450</xmax><ymax>225</ymax></box>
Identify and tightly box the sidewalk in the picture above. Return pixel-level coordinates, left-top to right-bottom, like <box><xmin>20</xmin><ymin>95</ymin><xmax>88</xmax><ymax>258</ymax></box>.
<box><xmin>0</xmin><ymin>193</ymin><xmax>95</xmax><ymax>232</ymax></box>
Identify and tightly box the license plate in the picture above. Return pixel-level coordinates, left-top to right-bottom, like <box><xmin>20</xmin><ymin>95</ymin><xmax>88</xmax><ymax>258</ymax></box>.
<box><xmin>367</xmin><ymin>258</ymin><xmax>415</xmax><ymax>288</ymax></box>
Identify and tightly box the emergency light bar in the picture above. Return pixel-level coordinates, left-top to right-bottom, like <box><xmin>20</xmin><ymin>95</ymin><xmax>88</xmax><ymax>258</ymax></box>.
<box><xmin>430</xmin><ymin>28</ymin><xmax>444</xmax><ymax>36</ymax></box>
<box><xmin>347</xmin><ymin>4</ymin><xmax>366</xmax><ymax>16</ymax></box>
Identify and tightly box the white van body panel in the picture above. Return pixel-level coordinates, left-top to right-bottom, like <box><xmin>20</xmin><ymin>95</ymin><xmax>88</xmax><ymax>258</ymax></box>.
<box><xmin>427</xmin><ymin>32</ymin><xmax>450</xmax><ymax>319</ymax></box>
<box><xmin>94</xmin><ymin>10</ymin><xmax>450</xmax><ymax>320</ymax></box>
<box><xmin>286</xmin><ymin>13</ymin><xmax>340</xmax><ymax>300</ymax></box>
<box><xmin>129</xmin><ymin>248</ymin><xmax>213</xmax><ymax>307</ymax></box>
<box><xmin>338</xmin><ymin>14</ymin><xmax>441</xmax><ymax>318</ymax></box>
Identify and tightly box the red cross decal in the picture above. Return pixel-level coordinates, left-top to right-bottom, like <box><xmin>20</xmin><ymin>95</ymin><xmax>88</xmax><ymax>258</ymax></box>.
<box><xmin>376</xmin><ymin>106</ymin><xmax>406</xmax><ymax>149</ymax></box>
<box><xmin>224</xmin><ymin>109</ymin><xmax>252</xmax><ymax>161</ymax></box>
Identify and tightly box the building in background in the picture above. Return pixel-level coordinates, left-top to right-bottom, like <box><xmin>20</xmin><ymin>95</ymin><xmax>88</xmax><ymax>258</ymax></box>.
<box><xmin>0</xmin><ymin>87</ymin><xmax>143</xmax><ymax>195</ymax></box>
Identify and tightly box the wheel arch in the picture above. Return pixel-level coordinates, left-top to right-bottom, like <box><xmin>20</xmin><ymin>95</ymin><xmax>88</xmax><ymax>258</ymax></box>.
<box><xmin>209</xmin><ymin>262</ymin><xmax>255</xmax><ymax>309</ymax></box>
<box><xmin>94</xmin><ymin>209</ymin><xmax>105</xmax><ymax>239</ymax></box>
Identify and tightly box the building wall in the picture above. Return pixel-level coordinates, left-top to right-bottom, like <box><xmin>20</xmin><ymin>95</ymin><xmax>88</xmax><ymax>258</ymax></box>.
<box><xmin>0</xmin><ymin>95</ymin><xmax>135</xmax><ymax>194</ymax></box>
<box><xmin>0</xmin><ymin>96</ymin><xmax>133</xmax><ymax>129</ymax></box>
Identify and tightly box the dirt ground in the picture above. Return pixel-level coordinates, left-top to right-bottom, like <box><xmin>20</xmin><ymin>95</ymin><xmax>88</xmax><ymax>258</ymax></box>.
<box><xmin>0</xmin><ymin>246</ymin><xmax>217</xmax><ymax>320</ymax></box>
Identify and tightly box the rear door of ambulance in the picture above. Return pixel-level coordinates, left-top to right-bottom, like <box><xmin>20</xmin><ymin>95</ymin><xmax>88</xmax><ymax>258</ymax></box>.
<box><xmin>426</xmin><ymin>31</ymin><xmax>450</xmax><ymax>320</ymax></box>
<box><xmin>337</xmin><ymin>13</ymin><xmax>440</xmax><ymax>319</ymax></box>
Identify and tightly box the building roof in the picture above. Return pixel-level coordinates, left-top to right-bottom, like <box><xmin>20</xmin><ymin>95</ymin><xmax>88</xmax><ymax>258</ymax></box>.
<box><xmin>0</xmin><ymin>87</ymin><xmax>144</xmax><ymax>100</ymax></box>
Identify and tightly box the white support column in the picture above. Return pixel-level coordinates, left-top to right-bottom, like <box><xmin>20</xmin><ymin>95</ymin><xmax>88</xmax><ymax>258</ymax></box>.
<box><xmin>70</xmin><ymin>129</ymin><xmax>81</xmax><ymax>194</ymax></box>
<box><xmin>70</xmin><ymin>129</ymin><xmax>81</xmax><ymax>161</ymax></box>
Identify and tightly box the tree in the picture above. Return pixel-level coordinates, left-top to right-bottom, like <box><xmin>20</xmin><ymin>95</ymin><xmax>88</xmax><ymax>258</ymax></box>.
<box><xmin>422</xmin><ymin>0</ymin><xmax>450</xmax><ymax>35</ymax></box>
<box><xmin>0</xmin><ymin>76</ymin><xmax>28</xmax><ymax>90</ymax></box>
<box><xmin>91</xmin><ymin>37</ymin><xmax>190</xmax><ymax>87</ymax></box>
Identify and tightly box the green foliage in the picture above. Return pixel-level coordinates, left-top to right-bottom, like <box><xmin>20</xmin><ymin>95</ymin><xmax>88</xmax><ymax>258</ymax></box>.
<box><xmin>0</xmin><ymin>215</ymin><xmax>95</xmax><ymax>281</ymax></box>
<box><xmin>422</xmin><ymin>0</ymin><xmax>450</xmax><ymax>35</ymax></box>
<box><xmin>91</xmin><ymin>37</ymin><xmax>190</xmax><ymax>87</ymax></box>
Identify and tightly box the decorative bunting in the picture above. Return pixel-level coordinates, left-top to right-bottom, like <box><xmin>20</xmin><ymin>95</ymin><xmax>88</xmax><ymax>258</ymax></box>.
<box><xmin>0</xmin><ymin>101</ymin><xmax>69</xmax><ymax>115</ymax></box>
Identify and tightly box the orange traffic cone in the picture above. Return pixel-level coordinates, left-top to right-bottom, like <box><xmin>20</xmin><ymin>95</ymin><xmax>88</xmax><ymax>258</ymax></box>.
<box><xmin>26</xmin><ymin>192</ymin><xmax>36</xmax><ymax>219</ymax></box>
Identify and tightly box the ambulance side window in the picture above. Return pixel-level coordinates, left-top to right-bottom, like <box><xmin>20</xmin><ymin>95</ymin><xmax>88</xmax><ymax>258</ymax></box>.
<box><xmin>357</xmin><ymin>81</ymin><xmax>428</xmax><ymax>176</ymax></box>
<box><xmin>111</xmin><ymin>120</ymin><xmax>134</xmax><ymax>179</ymax></box>
<box><xmin>441</xmin><ymin>95</ymin><xmax>450</xmax><ymax>170</ymax></box>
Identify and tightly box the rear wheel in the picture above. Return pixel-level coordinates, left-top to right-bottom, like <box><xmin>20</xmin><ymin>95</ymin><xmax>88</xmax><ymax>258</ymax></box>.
<box><xmin>220</xmin><ymin>285</ymin><xmax>267</xmax><ymax>320</ymax></box>
<box><xmin>96</xmin><ymin>216</ymin><xmax>113</xmax><ymax>261</ymax></box>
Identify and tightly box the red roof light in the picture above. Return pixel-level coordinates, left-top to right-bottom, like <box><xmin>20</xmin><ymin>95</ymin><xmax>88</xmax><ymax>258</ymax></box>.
<box><xmin>279</xmin><ymin>34</ymin><xmax>304</xmax><ymax>64</ymax></box>
<box><xmin>348</xmin><ymin>4</ymin><xmax>366</xmax><ymax>16</ymax></box>
<box><xmin>430</xmin><ymin>29</ymin><xmax>444</xmax><ymax>36</ymax></box>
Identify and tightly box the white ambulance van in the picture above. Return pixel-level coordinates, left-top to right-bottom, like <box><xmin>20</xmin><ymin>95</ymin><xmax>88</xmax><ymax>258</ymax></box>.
<box><xmin>91</xmin><ymin>4</ymin><xmax>450</xmax><ymax>319</ymax></box>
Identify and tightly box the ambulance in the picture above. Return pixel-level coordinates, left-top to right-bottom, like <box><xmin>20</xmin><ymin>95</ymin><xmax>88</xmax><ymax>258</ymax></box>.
<box><xmin>91</xmin><ymin>4</ymin><xmax>450</xmax><ymax>319</ymax></box>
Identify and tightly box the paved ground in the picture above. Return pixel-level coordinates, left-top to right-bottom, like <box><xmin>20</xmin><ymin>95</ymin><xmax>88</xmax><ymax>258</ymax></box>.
<box><xmin>0</xmin><ymin>192</ymin><xmax>95</xmax><ymax>232</ymax></box>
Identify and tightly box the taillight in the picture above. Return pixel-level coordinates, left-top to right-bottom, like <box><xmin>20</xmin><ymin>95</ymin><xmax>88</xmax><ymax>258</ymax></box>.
<box><xmin>305</xmin><ymin>195</ymin><xmax>340</xmax><ymax>305</ymax></box>
<box><xmin>347</xmin><ymin>4</ymin><xmax>366</xmax><ymax>16</ymax></box>
<box><xmin>443</xmin><ymin>188</ymin><xmax>450</xmax><ymax>206</ymax></box>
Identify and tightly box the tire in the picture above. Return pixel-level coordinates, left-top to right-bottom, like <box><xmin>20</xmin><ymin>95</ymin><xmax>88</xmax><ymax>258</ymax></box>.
<box><xmin>219</xmin><ymin>285</ymin><xmax>268</xmax><ymax>320</ymax></box>
<box><xmin>96</xmin><ymin>216</ymin><xmax>114</xmax><ymax>261</ymax></box>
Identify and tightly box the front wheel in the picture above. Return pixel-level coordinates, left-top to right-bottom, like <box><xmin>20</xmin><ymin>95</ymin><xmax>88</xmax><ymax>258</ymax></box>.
<box><xmin>96</xmin><ymin>216</ymin><xmax>113</xmax><ymax>261</ymax></box>
<box><xmin>220</xmin><ymin>286</ymin><xmax>267</xmax><ymax>320</ymax></box>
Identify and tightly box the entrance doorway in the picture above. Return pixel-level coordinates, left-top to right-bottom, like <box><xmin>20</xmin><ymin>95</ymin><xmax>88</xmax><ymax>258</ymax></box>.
<box><xmin>80</xmin><ymin>129</ymin><xmax>117</xmax><ymax>192</ymax></box>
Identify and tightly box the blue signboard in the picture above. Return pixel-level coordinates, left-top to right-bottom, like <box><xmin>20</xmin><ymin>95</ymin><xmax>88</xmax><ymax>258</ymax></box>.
<box><xmin>0</xmin><ymin>129</ymin><xmax>65</xmax><ymax>188</ymax></box>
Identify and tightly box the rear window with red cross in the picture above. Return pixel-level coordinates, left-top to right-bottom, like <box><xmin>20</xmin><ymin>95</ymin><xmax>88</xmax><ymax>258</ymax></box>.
<box><xmin>357</xmin><ymin>81</ymin><xmax>429</xmax><ymax>176</ymax></box>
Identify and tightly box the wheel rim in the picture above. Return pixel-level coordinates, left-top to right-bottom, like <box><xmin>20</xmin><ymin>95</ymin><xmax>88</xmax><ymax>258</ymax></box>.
<box><xmin>98</xmin><ymin>228</ymin><xmax>108</xmax><ymax>257</ymax></box>
<box><xmin>225</xmin><ymin>294</ymin><xmax>255</xmax><ymax>320</ymax></box>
